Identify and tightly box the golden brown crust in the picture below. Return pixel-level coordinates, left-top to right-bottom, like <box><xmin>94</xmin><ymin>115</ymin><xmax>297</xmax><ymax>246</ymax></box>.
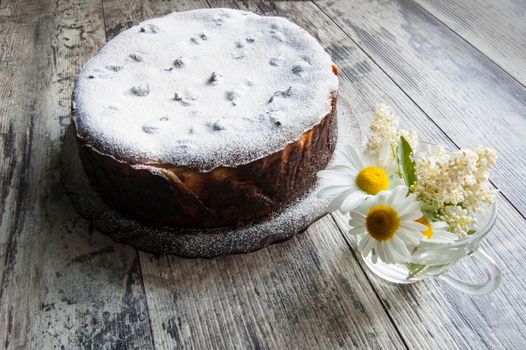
<box><xmin>73</xmin><ymin>93</ymin><xmax>338</xmax><ymax>228</ymax></box>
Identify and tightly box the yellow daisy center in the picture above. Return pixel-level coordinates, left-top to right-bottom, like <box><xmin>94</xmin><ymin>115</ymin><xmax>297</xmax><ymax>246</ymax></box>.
<box><xmin>416</xmin><ymin>217</ymin><xmax>433</xmax><ymax>239</ymax></box>
<box><xmin>366</xmin><ymin>205</ymin><xmax>400</xmax><ymax>241</ymax></box>
<box><xmin>356</xmin><ymin>166</ymin><xmax>389</xmax><ymax>195</ymax></box>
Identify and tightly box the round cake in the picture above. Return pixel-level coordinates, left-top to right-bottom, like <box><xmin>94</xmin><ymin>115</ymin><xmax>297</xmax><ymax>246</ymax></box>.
<box><xmin>72</xmin><ymin>8</ymin><xmax>339</xmax><ymax>228</ymax></box>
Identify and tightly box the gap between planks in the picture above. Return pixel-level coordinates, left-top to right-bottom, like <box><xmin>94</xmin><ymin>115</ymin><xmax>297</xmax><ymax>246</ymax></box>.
<box><xmin>411</xmin><ymin>0</ymin><xmax>526</xmax><ymax>90</ymax></box>
<box><xmin>415</xmin><ymin>0</ymin><xmax>526</xmax><ymax>88</ymax></box>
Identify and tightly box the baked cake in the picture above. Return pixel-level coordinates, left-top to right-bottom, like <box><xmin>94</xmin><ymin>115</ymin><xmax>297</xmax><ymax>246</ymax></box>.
<box><xmin>72</xmin><ymin>8</ymin><xmax>339</xmax><ymax>228</ymax></box>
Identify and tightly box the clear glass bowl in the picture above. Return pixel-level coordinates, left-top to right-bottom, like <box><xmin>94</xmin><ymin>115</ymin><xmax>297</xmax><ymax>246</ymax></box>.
<box><xmin>361</xmin><ymin>201</ymin><xmax>501</xmax><ymax>295</ymax></box>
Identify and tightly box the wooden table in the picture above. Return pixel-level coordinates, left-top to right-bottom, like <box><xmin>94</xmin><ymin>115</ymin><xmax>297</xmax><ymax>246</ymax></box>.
<box><xmin>1</xmin><ymin>0</ymin><xmax>526</xmax><ymax>348</ymax></box>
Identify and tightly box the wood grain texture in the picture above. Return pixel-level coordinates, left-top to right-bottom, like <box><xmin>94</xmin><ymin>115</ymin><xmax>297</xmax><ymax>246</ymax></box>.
<box><xmin>1</xmin><ymin>0</ymin><xmax>526</xmax><ymax>348</ymax></box>
<box><xmin>141</xmin><ymin>217</ymin><xmax>405</xmax><ymax>349</ymax></box>
<box><xmin>0</xmin><ymin>0</ymin><xmax>154</xmax><ymax>348</ymax></box>
<box><xmin>102</xmin><ymin>0</ymin><xmax>208</xmax><ymax>41</ymax></box>
<box><xmin>212</xmin><ymin>0</ymin><xmax>526</xmax><ymax>348</ymax></box>
<box><xmin>316</xmin><ymin>0</ymin><xmax>526</xmax><ymax>215</ymax></box>
<box><xmin>415</xmin><ymin>0</ymin><xmax>526</xmax><ymax>86</ymax></box>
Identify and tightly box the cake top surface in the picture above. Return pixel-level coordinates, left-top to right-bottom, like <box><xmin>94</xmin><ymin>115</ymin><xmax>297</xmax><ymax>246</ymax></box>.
<box><xmin>74</xmin><ymin>8</ymin><xmax>338</xmax><ymax>170</ymax></box>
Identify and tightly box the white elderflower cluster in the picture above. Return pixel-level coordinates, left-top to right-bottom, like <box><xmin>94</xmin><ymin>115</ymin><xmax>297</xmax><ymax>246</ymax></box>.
<box><xmin>366</xmin><ymin>103</ymin><xmax>418</xmax><ymax>153</ymax></box>
<box><xmin>439</xmin><ymin>206</ymin><xmax>474</xmax><ymax>238</ymax></box>
<box><xmin>413</xmin><ymin>146</ymin><xmax>496</xmax><ymax>236</ymax></box>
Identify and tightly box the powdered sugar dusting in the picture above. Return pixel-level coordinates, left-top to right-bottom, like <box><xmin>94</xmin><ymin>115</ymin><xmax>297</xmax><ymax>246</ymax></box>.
<box><xmin>74</xmin><ymin>8</ymin><xmax>338</xmax><ymax>170</ymax></box>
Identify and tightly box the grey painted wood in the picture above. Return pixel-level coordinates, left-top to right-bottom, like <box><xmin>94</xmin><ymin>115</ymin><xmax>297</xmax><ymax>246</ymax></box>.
<box><xmin>316</xmin><ymin>0</ymin><xmax>526</xmax><ymax>215</ymax></box>
<box><xmin>141</xmin><ymin>217</ymin><xmax>406</xmax><ymax>349</ymax></box>
<box><xmin>1</xmin><ymin>0</ymin><xmax>526</xmax><ymax>348</ymax></box>
<box><xmin>212</xmin><ymin>0</ymin><xmax>526</xmax><ymax>348</ymax></box>
<box><xmin>415</xmin><ymin>0</ymin><xmax>526</xmax><ymax>86</ymax></box>
<box><xmin>102</xmin><ymin>0</ymin><xmax>207</xmax><ymax>40</ymax></box>
<box><xmin>0</xmin><ymin>0</ymin><xmax>154</xmax><ymax>348</ymax></box>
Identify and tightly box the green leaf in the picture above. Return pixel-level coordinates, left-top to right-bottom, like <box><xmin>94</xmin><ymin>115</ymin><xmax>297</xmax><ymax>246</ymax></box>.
<box><xmin>467</xmin><ymin>229</ymin><xmax>477</xmax><ymax>235</ymax></box>
<box><xmin>407</xmin><ymin>263</ymin><xmax>449</xmax><ymax>279</ymax></box>
<box><xmin>406</xmin><ymin>263</ymin><xmax>427</xmax><ymax>278</ymax></box>
<box><xmin>398</xmin><ymin>136</ymin><xmax>417</xmax><ymax>188</ymax></box>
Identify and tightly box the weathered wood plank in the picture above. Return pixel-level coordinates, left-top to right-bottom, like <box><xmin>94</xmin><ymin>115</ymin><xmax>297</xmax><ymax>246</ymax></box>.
<box><xmin>213</xmin><ymin>0</ymin><xmax>526</xmax><ymax>348</ymax></box>
<box><xmin>0</xmin><ymin>0</ymin><xmax>154</xmax><ymax>348</ymax></box>
<box><xmin>141</xmin><ymin>216</ymin><xmax>407</xmax><ymax>349</ymax></box>
<box><xmin>415</xmin><ymin>0</ymin><xmax>526</xmax><ymax>86</ymax></box>
<box><xmin>2</xmin><ymin>0</ymin><xmax>524</xmax><ymax>348</ymax></box>
<box><xmin>101</xmin><ymin>1</ymin><xmax>408</xmax><ymax>348</ymax></box>
<box><xmin>316</xmin><ymin>0</ymin><xmax>526</xmax><ymax>215</ymax></box>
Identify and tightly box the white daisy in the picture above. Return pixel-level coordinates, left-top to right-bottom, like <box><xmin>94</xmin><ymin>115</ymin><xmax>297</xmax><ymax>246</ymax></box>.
<box><xmin>415</xmin><ymin>217</ymin><xmax>458</xmax><ymax>243</ymax></box>
<box><xmin>348</xmin><ymin>186</ymin><xmax>427</xmax><ymax>264</ymax></box>
<box><xmin>317</xmin><ymin>144</ymin><xmax>402</xmax><ymax>213</ymax></box>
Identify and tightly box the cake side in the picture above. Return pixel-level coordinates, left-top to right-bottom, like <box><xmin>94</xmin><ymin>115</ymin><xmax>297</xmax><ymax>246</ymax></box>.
<box><xmin>74</xmin><ymin>93</ymin><xmax>337</xmax><ymax>227</ymax></box>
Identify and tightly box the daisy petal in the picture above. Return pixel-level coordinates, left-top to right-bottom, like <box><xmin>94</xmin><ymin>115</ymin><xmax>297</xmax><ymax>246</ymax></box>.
<box><xmin>386</xmin><ymin>242</ymin><xmax>401</xmax><ymax>264</ymax></box>
<box><xmin>358</xmin><ymin>235</ymin><xmax>371</xmax><ymax>252</ymax></box>
<box><xmin>327</xmin><ymin>189</ymin><xmax>356</xmax><ymax>212</ymax></box>
<box><xmin>317</xmin><ymin>185</ymin><xmax>353</xmax><ymax>199</ymax></box>
<box><xmin>399</xmin><ymin>202</ymin><xmax>422</xmax><ymax>216</ymax></box>
<box><xmin>400</xmin><ymin>221</ymin><xmax>428</xmax><ymax>232</ymax></box>
<box><xmin>378</xmin><ymin>242</ymin><xmax>391</xmax><ymax>263</ymax></box>
<box><xmin>349</xmin><ymin>226</ymin><xmax>368</xmax><ymax>236</ymax></box>
<box><xmin>317</xmin><ymin>168</ymin><xmax>356</xmax><ymax>186</ymax></box>
<box><xmin>349</xmin><ymin>216</ymin><xmax>365</xmax><ymax>228</ymax></box>
<box><xmin>351</xmin><ymin>195</ymin><xmax>373</xmax><ymax>216</ymax></box>
<box><xmin>383</xmin><ymin>242</ymin><xmax>396</xmax><ymax>263</ymax></box>
<box><xmin>376</xmin><ymin>191</ymin><xmax>389</xmax><ymax>205</ymax></box>
<box><xmin>344</xmin><ymin>145</ymin><xmax>367</xmax><ymax>169</ymax></box>
<box><xmin>431</xmin><ymin>221</ymin><xmax>449</xmax><ymax>230</ymax></box>
<box><xmin>399</xmin><ymin>210</ymin><xmax>422</xmax><ymax>221</ymax></box>
<box><xmin>431</xmin><ymin>230</ymin><xmax>458</xmax><ymax>242</ymax></box>
<box><xmin>360</xmin><ymin>236</ymin><xmax>375</xmax><ymax>257</ymax></box>
<box><xmin>397</xmin><ymin>228</ymin><xmax>422</xmax><ymax>245</ymax></box>
<box><xmin>340</xmin><ymin>191</ymin><xmax>366</xmax><ymax>213</ymax></box>
<box><xmin>371</xmin><ymin>250</ymin><xmax>378</xmax><ymax>264</ymax></box>
<box><xmin>389</xmin><ymin>177</ymin><xmax>405</xmax><ymax>189</ymax></box>
<box><xmin>390</xmin><ymin>236</ymin><xmax>410</xmax><ymax>259</ymax></box>
<box><xmin>389</xmin><ymin>186</ymin><xmax>409</xmax><ymax>208</ymax></box>
<box><xmin>387</xmin><ymin>245</ymin><xmax>404</xmax><ymax>263</ymax></box>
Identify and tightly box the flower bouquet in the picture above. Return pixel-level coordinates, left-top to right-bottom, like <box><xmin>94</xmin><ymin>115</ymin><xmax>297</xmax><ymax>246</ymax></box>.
<box><xmin>318</xmin><ymin>104</ymin><xmax>501</xmax><ymax>294</ymax></box>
